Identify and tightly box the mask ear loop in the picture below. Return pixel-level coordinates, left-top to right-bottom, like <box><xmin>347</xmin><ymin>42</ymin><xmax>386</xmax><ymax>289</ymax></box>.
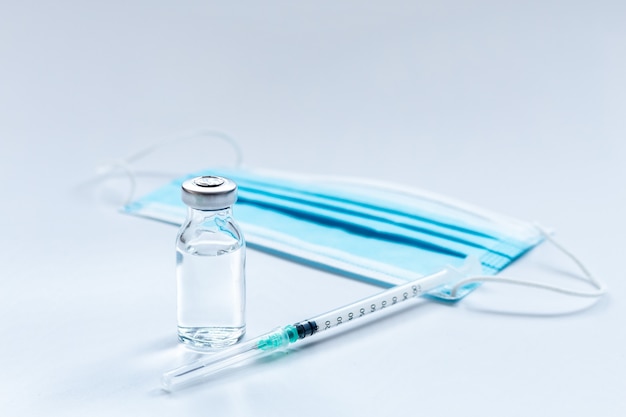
<box><xmin>450</xmin><ymin>223</ymin><xmax>607</xmax><ymax>298</ymax></box>
<box><xmin>96</xmin><ymin>128</ymin><xmax>244</xmax><ymax>206</ymax></box>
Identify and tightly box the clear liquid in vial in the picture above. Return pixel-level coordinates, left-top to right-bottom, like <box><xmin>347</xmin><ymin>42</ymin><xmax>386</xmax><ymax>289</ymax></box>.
<box><xmin>176</xmin><ymin>246</ymin><xmax>245</xmax><ymax>349</ymax></box>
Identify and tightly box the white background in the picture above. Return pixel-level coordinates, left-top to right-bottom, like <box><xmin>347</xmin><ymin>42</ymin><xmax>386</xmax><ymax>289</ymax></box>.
<box><xmin>1</xmin><ymin>1</ymin><xmax>625</xmax><ymax>416</ymax></box>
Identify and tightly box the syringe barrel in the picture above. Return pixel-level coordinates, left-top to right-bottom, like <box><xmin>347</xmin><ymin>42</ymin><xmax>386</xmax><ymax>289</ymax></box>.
<box><xmin>305</xmin><ymin>267</ymin><xmax>461</xmax><ymax>336</ymax></box>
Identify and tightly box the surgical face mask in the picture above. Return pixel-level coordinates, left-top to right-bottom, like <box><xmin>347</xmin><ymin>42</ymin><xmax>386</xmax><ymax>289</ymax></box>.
<box><xmin>108</xmin><ymin>131</ymin><xmax>606</xmax><ymax>302</ymax></box>
<box><xmin>124</xmin><ymin>168</ymin><xmax>551</xmax><ymax>300</ymax></box>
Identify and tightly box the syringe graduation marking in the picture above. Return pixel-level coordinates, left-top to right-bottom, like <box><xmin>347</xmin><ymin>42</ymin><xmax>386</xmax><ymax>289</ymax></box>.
<box><xmin>302</xmin><ymin>283</ymin><xmax>424</xmax><ymax>335</ymax></box>
<box><xmin>287</xmin><ymin>284</ymin><xmax>424</xmax><ymax>342</ymax></box>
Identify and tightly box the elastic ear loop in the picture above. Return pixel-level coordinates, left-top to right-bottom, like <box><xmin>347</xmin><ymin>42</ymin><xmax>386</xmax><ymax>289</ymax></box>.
<box><xmin>450</xmin><ymin>224</ymin><xmax>607</xmax><ymax>298</ymax></box>
<box><xmin>96</xmin><ymin>128</ymin><xmax>244</xmax><ymax>205</ymax></box>
<box><xmin>94</xmin><ymin>159</ymin><xmax>138</xmax><ymax>205</ymax></box>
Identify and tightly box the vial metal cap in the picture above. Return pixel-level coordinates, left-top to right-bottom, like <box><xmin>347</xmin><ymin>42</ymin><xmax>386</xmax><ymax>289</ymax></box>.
<box><xmin>181</xmin><ymin>176</ymin><xmax>238</xmax><ymax>210</ymax></box>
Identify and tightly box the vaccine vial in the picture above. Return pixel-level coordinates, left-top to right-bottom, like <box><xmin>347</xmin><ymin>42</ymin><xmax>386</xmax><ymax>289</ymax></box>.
<box><xmin>176</xmin><ymin>175</ymin><xmax>246</xmax><ymax>349</ymax></box>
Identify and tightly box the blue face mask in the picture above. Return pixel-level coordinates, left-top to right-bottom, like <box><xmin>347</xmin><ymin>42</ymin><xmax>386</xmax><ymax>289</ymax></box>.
<box><xmin>123</xmin><ymin>168</ymin><xmax>545</xmax><ymax>301</ymax></box>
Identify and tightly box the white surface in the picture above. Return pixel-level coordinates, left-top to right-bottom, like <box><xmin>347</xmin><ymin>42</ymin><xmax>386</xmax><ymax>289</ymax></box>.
<box><xmin>1</xmin><ymin>1</ymin><xmax>625</xmax><ymax>416</ymax></box>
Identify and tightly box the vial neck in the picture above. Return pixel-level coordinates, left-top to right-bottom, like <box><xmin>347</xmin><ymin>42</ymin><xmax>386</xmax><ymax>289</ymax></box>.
<box><xmin>188</xmin><ymin>207</ymin><xmax>232</xmax><ymax>220</ymax></box>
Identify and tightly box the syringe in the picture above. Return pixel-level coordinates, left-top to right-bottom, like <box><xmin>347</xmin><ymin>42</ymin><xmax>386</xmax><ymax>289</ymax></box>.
<box><xmin>162</xmin><ymin>262</ymin><xmax>475</xmax><ymax>391</ymax></box>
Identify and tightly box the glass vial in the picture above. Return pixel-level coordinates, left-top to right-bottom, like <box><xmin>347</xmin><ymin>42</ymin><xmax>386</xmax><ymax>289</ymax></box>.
<box><xmin>176</xmin><ymin>176</ymin><xmax>246</xmax><ymax>349</ymax></box>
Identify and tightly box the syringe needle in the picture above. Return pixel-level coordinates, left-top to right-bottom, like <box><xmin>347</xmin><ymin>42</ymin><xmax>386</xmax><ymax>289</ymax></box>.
<box><xmin>162</xmin><ymin>262</ymin><xmax>473</xmax><ymax>391</ymax></box>
<box><xmin>162</xmin><ymin>326</ymin><xmax>299</xmax><ymax>391</ymax></box>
